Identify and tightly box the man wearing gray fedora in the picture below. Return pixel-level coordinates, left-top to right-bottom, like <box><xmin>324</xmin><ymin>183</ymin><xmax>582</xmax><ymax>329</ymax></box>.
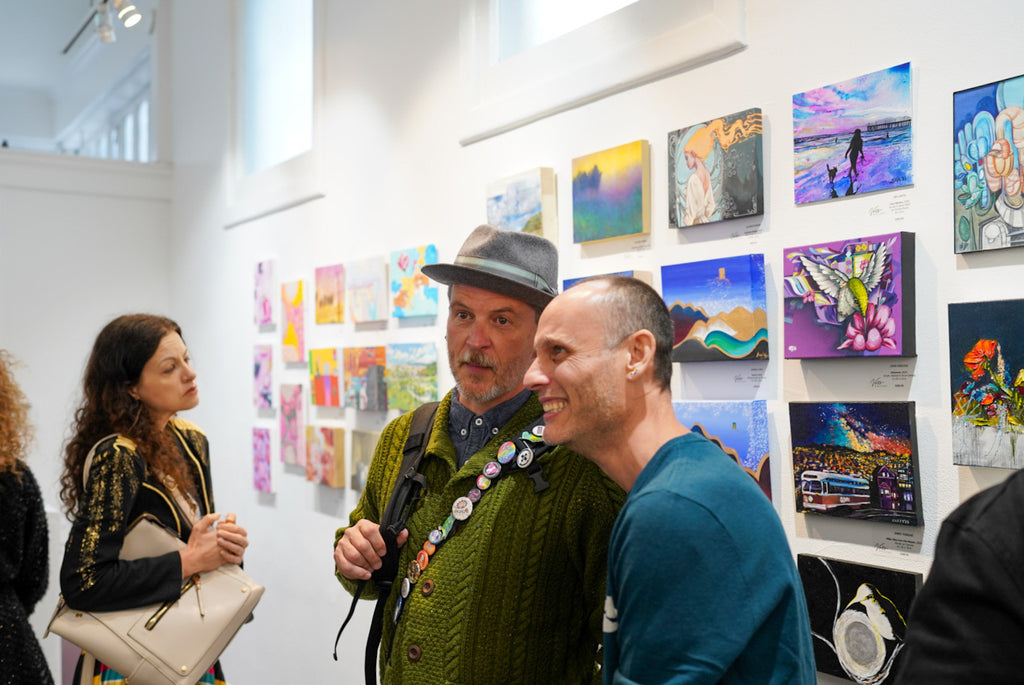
<box><xmin>334</xmin><ymin>225</ymin><xmax>623</xmax><ymax>684</ymax></box>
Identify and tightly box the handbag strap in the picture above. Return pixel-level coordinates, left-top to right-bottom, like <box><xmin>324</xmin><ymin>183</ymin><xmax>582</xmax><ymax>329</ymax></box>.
<box><xmin>332</xmin><ymin>401</ymin><xmax>439</xmax><ymax>681</ymax></box>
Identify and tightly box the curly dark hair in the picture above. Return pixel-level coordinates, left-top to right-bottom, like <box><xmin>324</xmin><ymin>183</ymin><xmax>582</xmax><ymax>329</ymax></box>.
<box><xmin>0</xmin><ymin>350</ymin><xmax>32</xmax><ymax>479</ymax></box>
<box><xmin>60</xmin><ymin>314</ymin><xmax>197</xmax><ymax>518</ymax></box>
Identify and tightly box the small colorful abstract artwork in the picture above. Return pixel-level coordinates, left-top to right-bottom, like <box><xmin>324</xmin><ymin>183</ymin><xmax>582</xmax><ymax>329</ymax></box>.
<box><xmin>281</xmin><ymin>280</ymin><xmax>305</xmax><ymax>362</ymax></box>
<box><xmin>308</xmin><ymin>348</ymin><xmax>341</xmax><ymax>407</ymax></box>
<box><xmin>572</xmin><ymin>140</ymin><xmax>650</xmax><ymax>243</ymax></box>
<box><xmin>279</xmin><ymin>383</ymin><xmax>305</xmax><ymax>466</ymax></box>
<box><xmin>348</xmin><ymin>258</ymin><xmax>389</xmax><ymax>323</ymax></box>
<box><xmin>315</xmin><ymin>263</ymin><xmax>345</xmax><ymax>324</ymax></box>
<box><xmin>789</xmin><ymin>402</ymin><xmax>920</xmax><ymax>527</ymax></box>
<box><xmin>672</xmin><ymin>400</ymin><xmax>771</xmax><ymax>499</ymax></box>
<box><xmin>254</xmin><ymin>259</ymin><xmax>274</xmax><ymax>325</ymax></box>
<box><xmin>661</xmin><ymin>253</ymin><xmax>768</xmax><ymax>363</ymax></box>
<box><xmin>350</xmin><ymin>429</ymin><xmax>380</xmax><ymax>494</ymax></box>
<box><xmin>948</xmin><ymin>298</ymin><xmax>1024</xmax><ymax>468</ymax></box>
<box><xmin>253</xmin><ymin>345</ymin><xmax>272</xmax><ymax>409</ymax></box>
<box><xmin>305</xmin><ymin>426</ymin><xmax>345</xmax><ymax>488</ymax></box>
<box><xmin>390</xmin><ymin>245</ymin><xmax>439</xmax><ymax>318</ymax></box>
<box><xmin>783</xmin><ymin>232</ymin><xmax>915</xmax><ymax>359</ymax></box>
<box><xmin>953</xmin><ymin>73</ymin><xmax>1024</xmax><ymax>253</ymax></box>
<box><xmin>798</xmin><ymin>554</ymin><xmax>921</xmax><ymax>684</ymax></box>
<box><xmin>344</xmin><ymin>346</ymin><xmax>387</xmax><ymax>411</ymax></box>
<box><xmin>386</xmin><ymin>342</ymin><xmax>438</xmax><ymax>412</ymax></box>
<box><xmin>668</xmin><ymin>108</ymin><xmax>764</xmax><ymax>227</ymax></box>
<box><xmin>486</xmin><ymin>167</ymin><xmax>558</xmax><ymax>243</ymax></box>
<box><xmin>253</xmin><ymin>427</ymin><xmax>272</xmax><ymax>493</ymax></box>
<box><xmin>562</xmin><ymin>270</ymin><xmax>652</xmax><ymax>291</ymax></box>
<box><xmin>793</xmin><ymin>62</ymin><xmax>913</xmax><ymax>203</ymax></box>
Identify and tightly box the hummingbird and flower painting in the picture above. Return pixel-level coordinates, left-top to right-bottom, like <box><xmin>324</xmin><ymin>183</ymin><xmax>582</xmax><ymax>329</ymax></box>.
<box><xmin>783</xmin><ymin>232</ymin><xmax>915</xmax><ymax>359</ymax></box>
<box><xmin>798</xmin><ymin>554</ymin><xmax>921</xmax><ymax>683</ymax></box>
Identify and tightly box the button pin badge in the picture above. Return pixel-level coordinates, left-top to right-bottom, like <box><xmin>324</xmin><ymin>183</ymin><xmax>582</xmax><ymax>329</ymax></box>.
<box><xmin>497</xmin><ymin>441</ymin><xmax>516</xmax><ymax>464</ymax></box>
<box><xmin>452</xmin><ymin>496</ymin><xmax>473</xmax><ymax>521</ymax></box>
<box><xmin>516</xmin><ymin>447</ymin><xmax>534</xmax><ymax>468</ymax></box>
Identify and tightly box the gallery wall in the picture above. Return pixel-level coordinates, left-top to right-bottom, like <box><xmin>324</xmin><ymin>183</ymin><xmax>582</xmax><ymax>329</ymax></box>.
<box><xmin>4</xmin><ymin>0</ymin><xmax>1022</xmax><ymax>683</ymax></box>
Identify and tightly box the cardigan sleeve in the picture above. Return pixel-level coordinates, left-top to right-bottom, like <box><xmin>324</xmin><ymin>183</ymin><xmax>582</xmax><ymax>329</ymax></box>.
<box><xmin>59</xmin><ymin>441</ymin><xmax>182</xmax><ymax>611</ymax></box>
<box><xmin>12</xmin><ymin>467</ymin><xmax>49</xmax><ymax>616</ymax></box>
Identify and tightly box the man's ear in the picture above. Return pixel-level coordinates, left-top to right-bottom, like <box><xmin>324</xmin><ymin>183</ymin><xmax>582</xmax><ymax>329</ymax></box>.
<box><xmin>625</xmin><ymin>329</ymin><xmax>657</xmax><ymax>375</ymax></box>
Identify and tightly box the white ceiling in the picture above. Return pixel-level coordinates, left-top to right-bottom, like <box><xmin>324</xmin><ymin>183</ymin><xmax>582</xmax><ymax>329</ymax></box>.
<box><xmin>0</xmin><ymin>0</ymin><xmax>155</xmax><ymax>95</ymax></box>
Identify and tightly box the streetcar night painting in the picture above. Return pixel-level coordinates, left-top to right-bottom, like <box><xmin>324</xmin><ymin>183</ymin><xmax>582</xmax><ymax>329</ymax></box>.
<box><xmin>789</xmin><ymin>401</ymin><xmax>920</xmax><ymax>526</ymax></box>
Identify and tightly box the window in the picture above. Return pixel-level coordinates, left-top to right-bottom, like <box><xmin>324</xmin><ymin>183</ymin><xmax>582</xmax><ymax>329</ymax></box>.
<box><xmin>495</xmin><ymin>0</ymin><xmax>638</xmax><ymax>62</ymax></box>
<box><xmin>460</xmin><ymin>0</ymin><xmax>747</xmax><ymax>145</ymax></box>
<box><xmin>227</xmin><ymin>0</ymin><xmax>324</xmax><ymax>228</ymax></box>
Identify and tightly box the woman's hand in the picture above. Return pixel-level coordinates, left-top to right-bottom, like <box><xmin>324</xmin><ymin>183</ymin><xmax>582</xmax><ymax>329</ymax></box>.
<box><xmin>216</xmin><ymin>512</ymin><xmax>249</xmax><ymax>565</ymax></box>
<box><xmin>179</xmin><ymin>512</ymin><xmax>225</xmax><ymax>577</ymax></box>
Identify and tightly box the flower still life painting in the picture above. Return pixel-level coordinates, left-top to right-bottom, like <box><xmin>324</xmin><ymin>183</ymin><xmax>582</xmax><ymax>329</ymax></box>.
<box><xmin>798</xmin><ymin>554</ymin><xmax>921</xmax><ymax>684</ymax></box>
<box><xmin>672</xmin><ymin>400</ymin><xmax>771</xmax><ymax>500</ymax></box>
<box><xmin>390</xmin><ymin>245</ymin><xmax>439</xmax><ymax>318</ymax></box>
<box><xmin>953</xmin><ymin>73</ymin><xmax>1024</xmax><ymax>253</ymax></box>
<box><xmin>571</xmin><ymin>140</ymin><xmax>650</xmax><ymax>243</ymax></box>
<box><xmin>668</xmin><ymin>108</ymin><xmax>764</xmax><ymax>227</ymax></box>
<box><xmin>281</xmin><ymin>280</ymin><xmax>305</xmax><ymax>362</ymax></box>
<box><xmin>790</xmin><ymin>401</ymin><xmax>920</xmax><ymax>527</ymax></box>
<box><xmin>254</xmin><ymin>344</ymin><xmax>272</xmax><ymax>409</ymax></box>
<box><xmin>280</xmin><ymin>383</ymin><xmax>305</xmax><ymax>466</ymax></box>
<box><xmin>783</xmin><ymin>232</ymin><xmax>915</xmax><ymax>359</ymax></box>
<box><xmin>948</xmin><ymin>298</ymin><xmax>1024</xmax><ymax>468</ymax></box>
<box><xmin>309</xmin><ymin>347</ymin><xmax>341</xmax><ymax>407</ymax></box>
<box><xmin>315</xmin><ymin>263</ymin><xmax>345</xmax><ymax>324</ymax></box>
<box><xmin>306</xmin><ymin>426</ymin><xmax>345</xmax><ymax>488</ymax></box>
<box><xmin>486</xmin><ymin>167</ymin><xmax>558</xmax><ymax>243</ymax></box>
<box><xmin>793</xmin><ymin>62</ymin><xmax>912</xmax><ymax>203</ymax></box>
<box><xmin>661</xmin><ymin>253</ymin><xmax>768</xmax><ymax>363</ymax></box>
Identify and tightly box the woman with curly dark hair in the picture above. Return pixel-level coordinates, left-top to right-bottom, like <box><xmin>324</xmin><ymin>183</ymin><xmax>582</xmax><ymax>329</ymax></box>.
<box><xmin>0</xmin><ymin>350</ymin><xmax>54</xmax><ymax>685</ymax></box>
<box><xmin>59</xmin><ymin>314</ymin><xmax>249</xmax><ymax>685</ymax></box>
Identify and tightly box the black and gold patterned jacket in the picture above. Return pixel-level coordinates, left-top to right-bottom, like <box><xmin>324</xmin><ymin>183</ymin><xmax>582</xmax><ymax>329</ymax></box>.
<box><xmin>60</xmin><ymin>417</ymin><xmax>215</xmax><ymax>612</ymax></box>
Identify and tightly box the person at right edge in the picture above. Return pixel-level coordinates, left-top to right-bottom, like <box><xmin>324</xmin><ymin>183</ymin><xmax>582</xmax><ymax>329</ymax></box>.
<box><xmin>893</xmin><ymin>470</ymin><xmax>1024</xmax><ymax>683</ymax></box>
<box><xmin>333</xmin><ymin>225</ymin><xmax>625</xmax><ymax>684</ymax></box>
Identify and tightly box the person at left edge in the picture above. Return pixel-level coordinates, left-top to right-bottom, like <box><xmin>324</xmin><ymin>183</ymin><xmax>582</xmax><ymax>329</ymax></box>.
<box><xmin>0</xmin><ymin>350</ymin><xmax>55</xmax><ymax>685</ymax></box>
<box><xmin>334</xmin><ymin>225</ymin><xmax>625</xmax><ymax>684</ymax></box>
<box><xmin>59</xmin><ymin>314</ymin><xmax>250</xmax><ymax>685</ymax></box>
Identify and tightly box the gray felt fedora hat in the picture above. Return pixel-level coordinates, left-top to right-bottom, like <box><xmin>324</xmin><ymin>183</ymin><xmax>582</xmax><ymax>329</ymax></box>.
<box><xmin>422</xmin><ymin>225</ymin><xmax>558</xmax><ymax>309</ymax></box>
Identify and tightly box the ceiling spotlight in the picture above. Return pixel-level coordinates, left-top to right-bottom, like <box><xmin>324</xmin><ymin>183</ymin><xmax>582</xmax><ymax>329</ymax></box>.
<box><xmin>96</xmin><ymin>2</ymin><xmax>116</xmax><ymax>43</ymax></box>
<box><xmin>114</xmin><ymin>0</ymin><xmax>143</xmax><ymax>28</ymax></box>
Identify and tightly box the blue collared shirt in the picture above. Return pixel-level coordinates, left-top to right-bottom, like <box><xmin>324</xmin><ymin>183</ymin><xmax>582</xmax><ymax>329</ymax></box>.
<box><xmin>448</xmin><ymin>389</ymin><xmax>533</xmax><ymax>467</ymax></box>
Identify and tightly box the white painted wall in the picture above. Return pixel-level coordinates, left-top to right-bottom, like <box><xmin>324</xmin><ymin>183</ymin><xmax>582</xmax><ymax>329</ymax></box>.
<box><xmin>5</xmin><ymin>0</ymin><xmax>1023</xmax><ymax>682</ymax></box>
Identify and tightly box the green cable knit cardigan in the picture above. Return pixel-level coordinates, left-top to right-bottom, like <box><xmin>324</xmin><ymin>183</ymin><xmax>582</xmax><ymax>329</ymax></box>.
<box><xmin>336</xmin><ymin>392</ymin><xmax>624</xmax><ymax>685</ymax></box>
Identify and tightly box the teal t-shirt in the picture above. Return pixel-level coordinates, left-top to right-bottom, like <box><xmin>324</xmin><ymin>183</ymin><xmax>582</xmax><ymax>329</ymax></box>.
<box><xmin>603</xmin><ymin>433</ymin><xmax>816</xmax><ymax>684</ymax></box>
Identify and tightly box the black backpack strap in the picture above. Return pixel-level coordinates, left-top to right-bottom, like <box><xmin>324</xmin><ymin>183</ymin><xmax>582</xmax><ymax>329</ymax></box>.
<box><xmin>333</xmin><ymin>401</ymin><xmax>440</xmax><ymax>685</ymax></box>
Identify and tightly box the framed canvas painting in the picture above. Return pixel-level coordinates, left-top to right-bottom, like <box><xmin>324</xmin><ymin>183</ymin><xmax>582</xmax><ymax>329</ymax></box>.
<box><xmin>281</xmin><ymin>280</ymin><xmax>305</xmax><ymax>362</ymax></box>
<box><xmin>348</xmin><ymin>257</ymin><xmax>389</xmax><ymax>323</ymax></box>
<box><xmin>668</xmin><ymin>107</ymin><xmax>764</xmax><ymax>227</ymax></box>
<box><xmin>315</xmin><ymin>263</ymin><xmax>345</xmax><ymax>324</ymax></box>
<box><xmin>280</xmin><ymin>383</ymin><xmax>305</xmax><ymax>466</ymax></box>
<box><xmin>793</xmin><ymin>62</ymin><xmax>912</xmax><ymax>203</ymax></box>
<box><xmin>386</xmin><ymin>342</ymin><xmax>438</xmax><ymax>412</ymax></box>
<box><xmin>783</xmin><ymin>232</ymin><xmax>915</xmax><ymax>359</ymax></box>
<box><xmin>486</xmin><ymin>167</ymin><xmax>558</xmax><ymax>244</ymax></box>
<box><xmin>661</xmin><ymin>253</ymin><xmax>768</xmax><ymax>363</ymax></box>
<box><xmin>390</xmin><ymin>245</ymin><xmax>439</xmax><ymax>318</ymax></box>
<box><xmin>789</xmin><ymin>401</ymin><xmax>920</xmax><ymax>527</ymax></box>
<box><xmin>798</xmin><ymin>554</ymin><xmax>921</xmax><ymax>683</ymax></box>
<box><xmin>672</xmin><ymin>400</ymin><xmax>771</xmax><ymax>499</ymax></box>
<box><xmin>254</xmin><ymin>259</ymin><xmax>275</xmax><ymax>325</ymax></box>
<box><xmin>953</xmin><ymin>73</ymin><xmax>1024</xmax><ymax>253</ymax></box>
<box><xmin>948</xmin><ymin>298</ymin><xmax>1024</xmax><ymax>468</ymax></box>
<box><xmin>571</xmin><ymin>140</ymin><xmax>650</xmax><ymax>243</ymax></box>
<box><xmin>563</xmin><ymin>270</ymin><xmax>652</xmax><ymax>291</ymax></box>
<box><xmin>253</xmin><ymin>427</ymin><xmax>272</xmax><ymax>493</ymax></box>
<box><xmin>351</xmin><ymin>429</ymin><xmax>381</xmax><ymax>494</ymax></box>
<box><xmin>305</xmin><ymin>426</ymin><xmax>345</xmax><ymax>488</ymax></box>
<box><xmin>253</xmin><ymin>344</ymin><xmax>272</xmax><ymax>408</ymax></box>
<box><xmin>344</xmin><ymin>346</ymin><xmax>387</xmax><ymax>411</ymax></box>
<box><xmin>308</xmin><ymin>347</ymin><xmax>341</xmax><ymax>407</ymax></box>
